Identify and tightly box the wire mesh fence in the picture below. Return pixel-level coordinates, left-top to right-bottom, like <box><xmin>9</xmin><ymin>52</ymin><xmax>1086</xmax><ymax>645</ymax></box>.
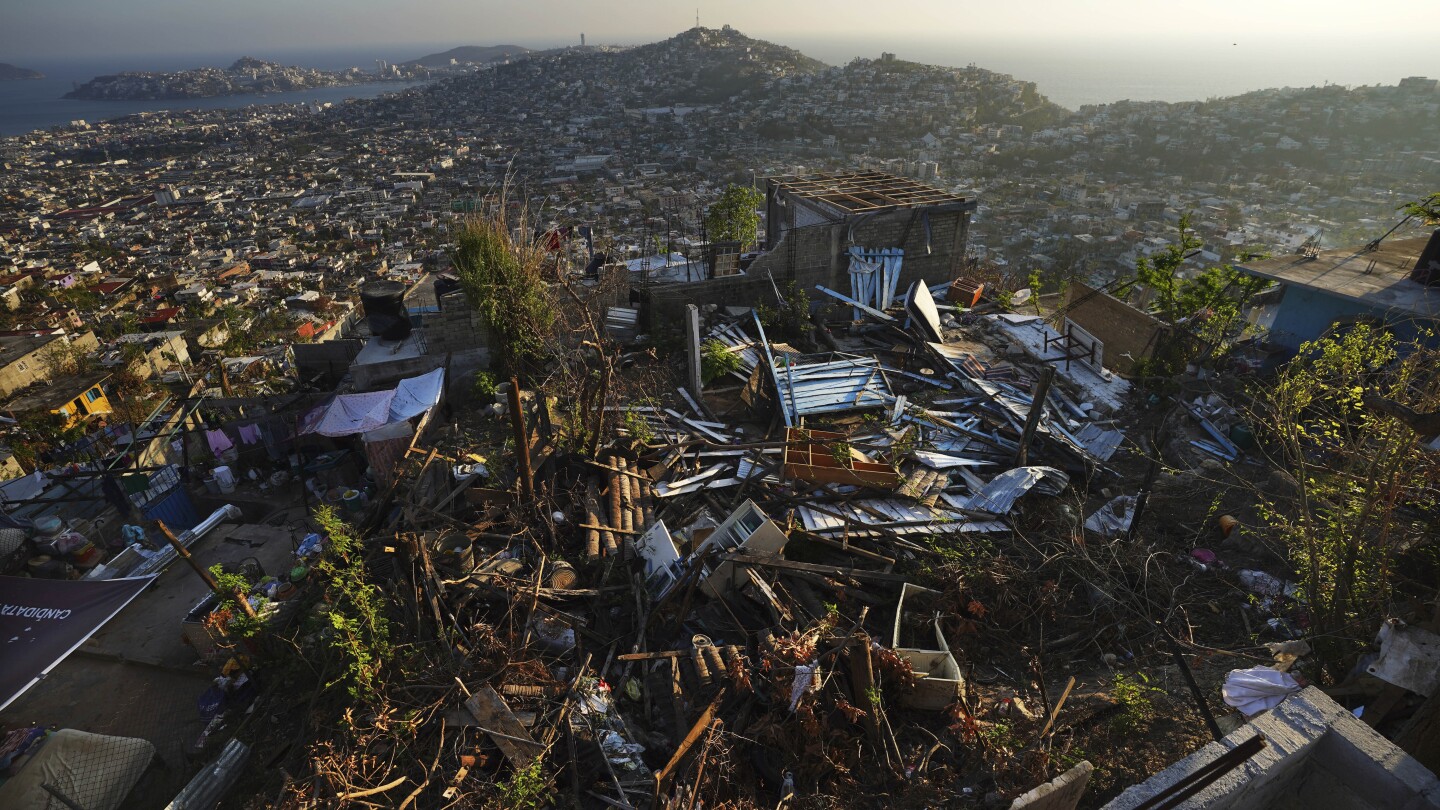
<box><xmin>0</xmin><ymin>654</ymin><xmax>229</xmax><ymax>809</ymax></box>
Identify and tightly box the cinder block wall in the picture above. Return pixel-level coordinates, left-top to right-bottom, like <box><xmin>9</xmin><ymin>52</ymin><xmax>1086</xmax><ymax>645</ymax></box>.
<box><xmin>1103</xmin><ymin>687</ymin><xmax>1440</xmax><ymax>810</ymax></box>
<box><xmin>643</xmin><ymin>207</ymin><xmax>970</xmax><ymax>326</ymax></box>
<box><xmin>1062</xmin><ymin>281</ymin><xmax>1167</xmax><ymax>375</ymax></box>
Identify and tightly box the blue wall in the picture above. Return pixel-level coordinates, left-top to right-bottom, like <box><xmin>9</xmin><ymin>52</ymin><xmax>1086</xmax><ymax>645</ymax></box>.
<box><xmin>142</xmin><ymin>486</ymin><xmax>201</xmax><ymax>533</ymax></box>
<box><xmin>1269</xmin><ymin>285</ymin><xmax>1436</xmax><ymax>353</ymax></box>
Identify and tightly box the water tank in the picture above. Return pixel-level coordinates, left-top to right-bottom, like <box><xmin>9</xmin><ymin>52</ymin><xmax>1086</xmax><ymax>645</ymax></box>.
<box><xmin>360</xmin><ymin>281</ymin><xmax>411</xmax><ymax>340</ymax></box>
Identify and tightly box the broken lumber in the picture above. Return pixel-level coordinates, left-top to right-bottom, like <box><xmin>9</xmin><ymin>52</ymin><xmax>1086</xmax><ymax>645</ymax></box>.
<box><xmin>464</xmin><ymin>685</ymin><xmax>544</xmax><ymax>769</ymax></box>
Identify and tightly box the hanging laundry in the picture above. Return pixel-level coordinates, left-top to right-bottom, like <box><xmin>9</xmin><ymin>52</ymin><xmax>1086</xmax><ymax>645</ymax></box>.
<box><xmin>237</xmin><ymin>424</ymin><xmax>262</xmax><ymax>445</ymax></box>
<box><xmin>206</xmin><ymin>429</ymin><xmax>235</xmax><ymax>456</ymax></box>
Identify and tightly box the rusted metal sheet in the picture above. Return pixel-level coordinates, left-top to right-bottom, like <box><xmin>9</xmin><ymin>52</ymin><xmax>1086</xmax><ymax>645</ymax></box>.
<box><xmin>781</xmin><ymin>427</ymin><xmax>901</xmax><ymax>489</ymax></box>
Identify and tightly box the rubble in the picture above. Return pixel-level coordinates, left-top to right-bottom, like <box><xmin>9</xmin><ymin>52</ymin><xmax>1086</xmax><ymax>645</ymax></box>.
<box><xmin>228</xmin><ymin>274</ymin><xmax>1188</xmax><ymax>808</ymax></box>
<box><xmin>11</xmin><ymin>244</ymin><xmax>1415</xmax><ymax>810</ymax></box>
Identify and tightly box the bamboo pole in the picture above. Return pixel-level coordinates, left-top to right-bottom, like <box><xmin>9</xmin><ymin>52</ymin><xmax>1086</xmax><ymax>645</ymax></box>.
<box><xmin>155</xmin><ymin>520</ymin><xmax>257</xmax><ymax>619</ymax></box>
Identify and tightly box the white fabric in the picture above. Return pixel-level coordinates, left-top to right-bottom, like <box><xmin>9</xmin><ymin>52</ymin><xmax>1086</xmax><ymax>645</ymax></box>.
<box><xmin>315</xmin><ymin>389</ymin><xmax>395</xmax><ymax>437</ymax></box>
<box><xmin>1222</xmin><ymin>667</ymin><xmax>1301</xmax><ymax>717</ymax></box>
<box><xmin>362</xmin><ymin>420</ymin><xmax>414</xmax><ymax>443</ymax></box>
<box><xmin>390</xmin><ymin>367</ymin><xmax>445</xmax><ymax>422</ymax></box>
<box><xmin>302</xmin><ymin>368</ymin><xmax>445</xmax><ymax>438</ymax></box>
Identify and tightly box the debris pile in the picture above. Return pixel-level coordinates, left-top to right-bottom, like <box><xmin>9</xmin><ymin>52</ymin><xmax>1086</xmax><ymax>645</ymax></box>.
<box><xmin>255</xmin><ymin>277</ymin><xmax>1383</xmax><ymax>809</ymax></box>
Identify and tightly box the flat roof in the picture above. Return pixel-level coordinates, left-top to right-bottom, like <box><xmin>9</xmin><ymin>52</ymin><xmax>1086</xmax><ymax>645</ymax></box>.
<box><xmin>1236</xmin><ymin>236</ymin><xmax>1440</xmax><ymax>319</ymax></box>
<box><xmin>3</xmin><ymin>372</ymin><xmax>110</xmax><ymax>413</ymax></box>
<box><xmin>0</xmin><ymin>333</ymin><xmax>64</xmax><ymax>363</ymax></box>
<box><xmin>353</xmin><ymin>333</ymin><xmax>424</xmax><ymax>366</ymax></box>
<box><xmin>769</xmin><ymin>171</ymin><xmax>971</xmax><ymax>215</ymax></box>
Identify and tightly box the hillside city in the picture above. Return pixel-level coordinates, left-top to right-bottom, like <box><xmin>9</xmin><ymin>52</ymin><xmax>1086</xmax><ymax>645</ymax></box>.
<box><xmin>1</xmin><ymin>24</ymin><xmax>1439</xmax><ymax>810</ymax></box>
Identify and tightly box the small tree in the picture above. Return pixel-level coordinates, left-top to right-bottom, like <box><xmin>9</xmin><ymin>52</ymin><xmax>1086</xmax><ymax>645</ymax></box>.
<box><xmin>757</xmin><ymin>281</ymin><xmax>813</xmax><ymax>345</ymax></box>
<box><xmin>705</xmin><ymin>185</ymin><xmax>764</xmax><ymax>248</ymax></box>
<box><xmin>1133</xmin><ymin>215</ymin><xmax>1269</xmax><ymax>372</ymax></box>
<box><xmin>1254</xmin><ymin>325</ymin><xmax>1440</xmax><ymax>679</ymax></box>
<box><xmin>313</xmin><ymin>507</ymin><xmax>392</xmax><ymax>700</ymax></box>
<box><xmin>700</xmin><ymin>339</ymin><xmax>742</xmax><ymax>384</ymax></box>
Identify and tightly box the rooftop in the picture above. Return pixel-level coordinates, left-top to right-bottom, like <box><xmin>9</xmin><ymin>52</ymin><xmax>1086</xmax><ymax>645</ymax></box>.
<box><xmin>0</xmin><ymin>332</ymin><xmax>65</xmax><ymax>362</ymax></box>
<box><xmin>2</xmin><ymin>371</ymin><xmax>109</xmax><ymax>413</ymax></box>
<box><xmin>353</xmin><ymin>332</ymin><xmax>424</xmax><ymax>366</ymax></box>
<box><xmin>769</xmin><ymin>171</ymin><xmax>971</xmax><ymax>216</ymax></box>
<box><xmin>1237</xmin><ymin>236</ymin><xmax>1440</xmax><ymax>318</ymax></box>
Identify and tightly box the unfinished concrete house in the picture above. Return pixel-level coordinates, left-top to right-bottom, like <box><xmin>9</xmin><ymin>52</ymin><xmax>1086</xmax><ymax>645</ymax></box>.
<box><xmin>642</xmin><ymin>172</ymin><xmax>976</xmax><ymax>324</ymax></box>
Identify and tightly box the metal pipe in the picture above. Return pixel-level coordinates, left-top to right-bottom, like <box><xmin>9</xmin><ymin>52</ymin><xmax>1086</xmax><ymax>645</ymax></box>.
<box><xmin>131</xmin><ymin>504</ymin><xmax>243</xmax><ymax>578</ymax></box>
<box><xmin>178</xmin><ymin>504</ymin><xmax>244</xmax><ymax>546</ymax></box>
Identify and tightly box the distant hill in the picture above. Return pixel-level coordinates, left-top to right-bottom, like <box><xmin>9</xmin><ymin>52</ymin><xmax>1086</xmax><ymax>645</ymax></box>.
<box><xmin>468</xmin><ymin>27</ymin><xmax>828</xmax><ymax>106</ymax></box>
<box><xmin>0</xmin><ymin>62</ymin><xmax>44</xmax><ymax>80</ymax></box>
<box><xmin>404</xmin><ymin>45</ymin><xmax>534</xmax><ymax>67</ymax></box>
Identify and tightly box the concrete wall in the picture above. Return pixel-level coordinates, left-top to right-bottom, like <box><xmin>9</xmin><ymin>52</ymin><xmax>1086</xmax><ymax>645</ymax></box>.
<box><xmin>1011</xmin><ymin>761</ymin><xmax>1094</xmax><ymax>810</ymax></box>
<box><xmin>1062</xmin><ymin>282</ymin><xmax>1167</xmax><ymax>375</ymax></box>
<box><xmin>644</xmin><ymin>205</ymin><xmax>971</xmax><ymax>326</ymax></box>
<box><xmin>1103</xmin><ymin>687</ymin><xmax>1440</xmax><ymax>810</ymax></box>
<box><xmin>0</xmin><ymin>347</ymin><xmax>53</xmax><ymax>398</ymax></box>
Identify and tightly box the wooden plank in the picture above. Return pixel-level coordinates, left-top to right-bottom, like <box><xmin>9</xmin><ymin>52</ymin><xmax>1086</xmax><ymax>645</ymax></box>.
<box><xmin>464</xmin><ymin>685</ymin><xmax>544</xmax><ymax>768</ymax></box>
<box><xmin>655</xmin><ymin>693</ymin><xmax>723</xmax><ymax>797</ymax></box>
<box><xmin>724</xmin><ymin>552</ymin><xmax>911</xmax><ymax>584</ymax></box>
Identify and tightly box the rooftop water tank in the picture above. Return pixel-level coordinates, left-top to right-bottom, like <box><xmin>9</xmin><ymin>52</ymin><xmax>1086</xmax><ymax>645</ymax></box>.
<box><xmin>360</xmin><ymin>280</ymin><xmax>411</xmax><ymax>341</ymax></box>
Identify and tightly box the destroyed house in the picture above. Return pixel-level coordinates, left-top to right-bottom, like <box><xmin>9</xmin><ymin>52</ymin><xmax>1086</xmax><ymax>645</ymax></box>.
<box><xmin>642</xmin><ymin>172</ymin><xmax>976</xmax><ymax>323</ymax></box>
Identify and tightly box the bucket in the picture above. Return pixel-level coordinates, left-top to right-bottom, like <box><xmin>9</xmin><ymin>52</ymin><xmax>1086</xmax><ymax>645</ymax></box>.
<box><xmin>213</xmin><ymin>466</ymin><xmax>237</xmax><ymax>495</ymax></box>
<box><xmin>70</xmin><ymin>542</ymin><xmax>103</xmax><ymax>569</ymax></box>
<box><xmin>342</xmin><ymin>489</ymin><xmax>364</xmax><ymax>516</ymax></box>
<box><xmin>204</xmin><ymin>476</ymin><xmax>221</xmax><ymax>495</ymax></box>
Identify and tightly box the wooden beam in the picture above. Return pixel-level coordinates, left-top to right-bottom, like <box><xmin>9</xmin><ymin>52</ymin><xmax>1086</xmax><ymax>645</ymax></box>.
<box><xmin>654</xmin><ymin>693</ymin><xmax>723</xmax><ymax>797</ymax></box>
<box><xmin>464</xmin><ymin>685</ymin><xmax>545</xmax><ymax>769</ymax></box>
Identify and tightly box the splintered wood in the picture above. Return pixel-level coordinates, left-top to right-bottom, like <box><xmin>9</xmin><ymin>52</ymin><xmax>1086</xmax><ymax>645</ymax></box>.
<box><xmin>464</xmin><ymin>685</ymin><xmax>544</xmax><ymax>769</ymax></box>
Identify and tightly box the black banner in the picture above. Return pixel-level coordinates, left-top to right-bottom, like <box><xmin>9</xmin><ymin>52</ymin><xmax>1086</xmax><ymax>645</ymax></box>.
<box><xmin>0</xmin><ymin>575</ymin><xmax>155</xmax><ymax>711</ymax></box>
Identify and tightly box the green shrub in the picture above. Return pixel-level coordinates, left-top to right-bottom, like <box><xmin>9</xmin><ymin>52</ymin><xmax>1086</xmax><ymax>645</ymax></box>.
<box><xmin>700</xmin><ymin>339</ymin><xmax>742</xmax><ymax>384</ymax></box>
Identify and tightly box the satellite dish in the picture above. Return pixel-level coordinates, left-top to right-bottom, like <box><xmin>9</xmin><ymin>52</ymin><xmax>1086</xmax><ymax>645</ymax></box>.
<box><xmin>1011</xmin><ymin>288</ymin><xmax>1033</xmax><ymax>305</ymax></box>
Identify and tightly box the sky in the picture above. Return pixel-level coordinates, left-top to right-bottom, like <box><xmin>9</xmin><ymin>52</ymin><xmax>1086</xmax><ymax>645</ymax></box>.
<box><xmin>2</xmin><ymin>0</ymin><xmax>1436</xmax><ymax>63</ymax></box>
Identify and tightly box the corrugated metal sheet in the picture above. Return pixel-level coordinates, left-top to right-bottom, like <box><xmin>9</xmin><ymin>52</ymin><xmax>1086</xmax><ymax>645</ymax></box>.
<box><xmin>797</xmin><ymin>498</ymin><xmax>1006</xmax><ymax>537</ymax></box>
<box><xmin>142</xmin><ymin>485</ymin><xmax>201</xmax><ymax>532</ymax></box>
<box><xmin>166</xmin><ymin>737</ymin><xmax>250</xmax><ymax>809</ymax></box>
<box><xmin>847</xmin><ymin>247</ymin><xmax>904</xmax><ymax>321</ymax></box>
<box><xmin>957</xmin><ymin>466</ymin><xmax>1069</xmax><ymax>514</ymax></box>
<box><xmin>705</xmin><ymin>322</ymin><xmax>763</xmax><ymax>380</ymax></box>
<box><xmin>1074</xmin><ymin>423</ymin><xmax>1124</xmax><ymax>461</ymax></box>
<box><xmin>774</xmin><ymin>355</ymin><xmax>893</xmax><ymax>422</ymax></box>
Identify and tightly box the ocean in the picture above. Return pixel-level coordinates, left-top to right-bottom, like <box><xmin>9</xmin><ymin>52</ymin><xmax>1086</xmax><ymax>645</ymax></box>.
<box><xmin>0</xmin><ymin>49</ymin><xmax>437</xmax><ymax>137</ymax></box>
<box><xmin>1</xmin><ymin>36</ymin><xmax>1436</xmax><ymax>136</ymax></box>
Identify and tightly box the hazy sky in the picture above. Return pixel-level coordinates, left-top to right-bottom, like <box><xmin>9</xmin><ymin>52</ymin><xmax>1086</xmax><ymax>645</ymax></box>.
<box><xmin>3</xmin><ymin>0</ymin><xmax>1436</xmax><ymax>62</ymax></box>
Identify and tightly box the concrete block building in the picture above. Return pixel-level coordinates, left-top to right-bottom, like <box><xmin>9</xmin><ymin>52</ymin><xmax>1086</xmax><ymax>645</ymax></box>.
<box><xmin>642</xmin><ymin>172</ymin><xmax>976</xmax><ymax>324</ymax></box>
<box><xmin>1237</xmin><ymin>233</ymin><xmax>1440</xmax><ymax>355</ymax></box>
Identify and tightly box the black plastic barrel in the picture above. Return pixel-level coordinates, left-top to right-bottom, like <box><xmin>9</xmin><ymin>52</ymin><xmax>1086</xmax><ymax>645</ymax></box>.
<box><xmin>360</xmin><ymin>280</ymin><xmax>411</xmax><ymax>340</ymax></box>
